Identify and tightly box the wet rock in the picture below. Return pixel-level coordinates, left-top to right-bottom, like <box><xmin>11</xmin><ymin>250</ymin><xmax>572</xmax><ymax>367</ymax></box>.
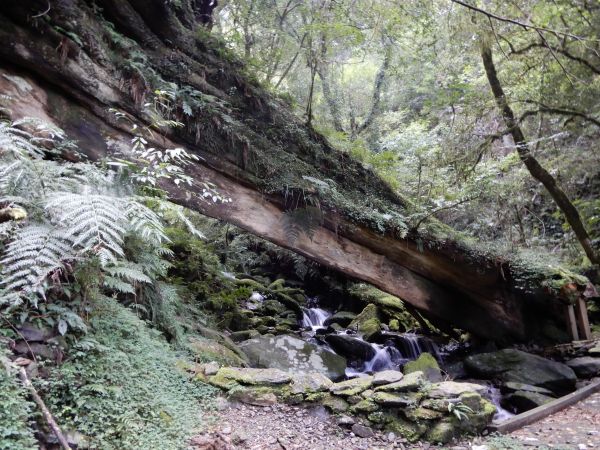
<box><xmin>427</xmin><ymin>381</ymin><xmax>487</xmax><ymax>398</ymax></box>
<box><xmin>239</xmin><ymin>334</ymin><xmax>347</xmax><ymax>380</ymax></box>
<box><xmin>505</xmin><ymin>390</ymin><xmax>554</xmax><ymax>413</ymax></box>
<box><xmin>372</xmin><ymin>370</ymin><xmax>403</xmax><ymax>386</ymax></box>
<box><xmin>330</xmin><ymin>376</ymin><xmax>373</xmax><ymax>396</ymax></box>
<box><xmin>566</xmin><ymin>357</ymin><xmax>600</xmax><ymax>378</ymax></box>
<box><xmin>588</xmin><ymin>346</ymin><xmax>600</xmax><ymax>357</ymax></box>
<box><xmin>351</xmin><ymin>423</ymin><xmax>374</xmax><ymax>438</ymax></box>
<box><xmin>324</xmin><ymin>311</ymin><xmax>357</xmax><ymax>328</ymax></box>
<box><xmin>374</xmin><ymin>371</ymin><xmax>425</xmax><ymax>392</ymax></box>
<box><xmin>348</xmin><ymin>304</ymin><xmax>382</xmax><ymax>341</ymax></box>
<box><xmin>324</xmin><ymin>334</ymin><xmax>376</xmax><ymax>362</ymax></box>
<box><xmin>403</xmin><ymin>352</ymin><xmax>441</xmax><ymax>381</ymax></box>
<box><xmin>464</xmin><ymin>349</ymin><xmax>577</xmax><ymax>394</ymax></box>
<box><xmin>501</xmin><ymin>381</ymin><xmax>555</xmax><ymax>396</ymax></box>
<box><xmin>289</xmin><ymin>372</ymin><xmax>333</xmax><ymax>394</ymax></box>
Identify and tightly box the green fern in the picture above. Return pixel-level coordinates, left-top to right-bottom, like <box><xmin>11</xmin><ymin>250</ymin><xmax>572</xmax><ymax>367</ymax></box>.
<box><xmin>281</xmin><ymin>206</ymin><xmax>323</xmax><ymax>243</ymax></box>
<box><xmin>0</xmin><ymin>225</ymin><xmax>71</xmax><ymax>301</ymax></box>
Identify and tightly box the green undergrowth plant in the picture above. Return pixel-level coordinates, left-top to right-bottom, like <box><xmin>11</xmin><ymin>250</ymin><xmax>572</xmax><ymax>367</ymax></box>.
<box><xmin>0</xmin><ymin>352</ymin><xmax>37</xmax><ymax>450</ymax></box>
<box><xmin>37</xmin><ymin>298</ymin><xmax>216</xmax><ymax>450</ymax></box>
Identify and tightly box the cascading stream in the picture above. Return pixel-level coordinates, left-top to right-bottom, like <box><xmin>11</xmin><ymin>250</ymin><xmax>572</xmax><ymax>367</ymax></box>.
<box><xmin>301</xmin><ymin>308</ymin><xmax>331</xmax><ymax>330</ymax></box>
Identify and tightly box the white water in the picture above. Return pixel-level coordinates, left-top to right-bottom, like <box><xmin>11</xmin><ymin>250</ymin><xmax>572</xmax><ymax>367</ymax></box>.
<box><xmin>302</xmin><ymin>308</ymin><xmax>331</xmax><ymax>330</ymax></box>
<box><xmin>486</xmin><ymin>386</ymin><xmax>515</xmax><ymax>423</ymax></box>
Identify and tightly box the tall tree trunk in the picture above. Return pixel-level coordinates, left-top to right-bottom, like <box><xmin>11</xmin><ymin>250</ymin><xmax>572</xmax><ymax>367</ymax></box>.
<box><xmin>481</xmin><ymin>43</ymin><xmax>598</xmax><ymax>265</ymax></box>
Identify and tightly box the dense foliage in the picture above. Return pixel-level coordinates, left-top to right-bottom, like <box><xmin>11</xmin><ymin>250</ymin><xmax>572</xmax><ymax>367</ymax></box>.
<box><xmin>216</xmin><ymin>0</ymin><xmax>600</xmax><ymax>269</ymax></box>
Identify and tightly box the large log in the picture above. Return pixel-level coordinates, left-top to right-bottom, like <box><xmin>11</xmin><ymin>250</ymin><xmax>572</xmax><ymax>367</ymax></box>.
<box><xmin>0</xmin><ymin>0</ymin><xmax>591</xmax><ymax>342</ymax></box>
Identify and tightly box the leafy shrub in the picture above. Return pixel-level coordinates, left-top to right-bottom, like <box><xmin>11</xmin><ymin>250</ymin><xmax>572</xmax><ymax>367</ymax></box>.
<box><xmin>37</xmin><ymin>299</ymin><xmax>216</xmax><ymax>450</ymax></box>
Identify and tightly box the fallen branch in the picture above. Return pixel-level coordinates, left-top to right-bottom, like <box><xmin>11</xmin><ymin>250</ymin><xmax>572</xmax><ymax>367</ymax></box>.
<box><xmin>18</xmin><ymin>367</ymin><xmax>72</xmax><ymax>450</ymax></box>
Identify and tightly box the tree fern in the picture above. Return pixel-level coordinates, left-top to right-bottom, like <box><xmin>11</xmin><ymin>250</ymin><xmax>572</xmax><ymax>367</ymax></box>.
<box><xmin>46</xmin><ymin>192</ymin><xmax>127</xmax><ymax>264</ymax></box>
<box><xmin>0</xmin><ymin>225</ymin><xmax>72</xmax><ymax>301</ymax></box>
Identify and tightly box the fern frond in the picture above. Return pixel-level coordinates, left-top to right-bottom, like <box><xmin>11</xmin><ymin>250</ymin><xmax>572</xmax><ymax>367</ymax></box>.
<box><xmin>124</xmin><ymin>198</ymin><xmax>168</xmax><ymax>245</ymax></box>
<box><xmin>103</xmin><ymin>276</ymin><xmax>136</xmax><ymax>294</ymax></box>
<box><xmin>0</xmin><ymin>225</ymin><xmax>71</xmax><ymax>297</ymax></box>
<box><xmin>46</xmin><ymin>192</ymin><xmax>127</xmax><ymax>264</ymax></box>
<box><xmin>104</xmin><ymin>262</ymin><xmax>152</xmax><ymax>284</ymax></box>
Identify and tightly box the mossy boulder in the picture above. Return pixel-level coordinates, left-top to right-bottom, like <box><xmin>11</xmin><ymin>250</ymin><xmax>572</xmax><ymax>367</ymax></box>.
<box><xmin>426</xmin><ymin>420</ymin><xmax>455</xmax><ymax>444</ymax></box>
<box><xmin>329</xmin><ymin>376</ymin><xmax>373</xmax><ymax>396</ymax></box>
<box><xmin>347</xmin><ymin>284</ymin><xmax>418</xmax><ymax>331</ymax></box>
<box><xmin>427</xmin><ymin>381</ymin><xmax>488</xmax><ymax>399</ymax></box>
<box><xmin>372</xmin><ymin>370</ymin><xmax>403</xmax><ymax>386</ymax></box>
<box><xmin>389</xmin><ymin>319</ymin><xmax>400</xmax><ymax>331</ymax></box>
<box><xmin>229</xmin><ymin>329</ymin><xmax>260</xmax><ymax>342</ymax></box>
<box><xmin>324</xmin><ymin>311</ymin><xmax>357</xmax><ymax>328</ymax></box>
<box><xmin>404</xmin><ymin>407</ymin><xmax>444</xmax><ymax>421</ymax></box>
<box><xmin>349</xmin><ymin>399</ymin><xmax>380</xmax><ymax>414</ymax></box>
<box><xmin>566</xmin><ymin>357</ymin><xmax>600</xmax><ymax>378</ymax></box>
<box><xmin>464</xmin><ymin>349</ymin><xmax>577</xmax><ymax>394</ymax></box>
<box><xmin>372</xmin><ymin>391</ymin><xmax>420</xmax><ymax>407</ymax></box>
<box><xmin>319</xmin><ymin>393</ymin><xmax>350</xmax><ymax>413</ymax></box>
<box><xmin>385</xmin><ymin>416</ymin><xmax>427</xmax><ymax>442</ymax></box>
<box><xmin>239</xmin><ymin>334</ymin><xmax>347</xmax><ymax>380</ymax></box>
<box><xmin>348</xmin><ymin>304</ymin><xmax>382</xmax><ymax>341</ymax></box>
<box><xmin>289</xmin><ymin>372</ymin><xmax>333</xmax><ymax>394</ymax></box>
<box><xmin>403</xmin><ymin>352</ymin><xmax>441</xmax><ymax>381</ymax></box>
<box><xmin>324</xmin><ymin>334</ymin><xmax>376</xmax><ymax>362</ymax></box>
<box><xmin>374</xmin><ymin>371</ymin><xmax>425</xmax><ymax>392</ymax></box>
<box><xmin>228</xmin><ymin>386</ymin><xmax>278</xmax><ymax>406</ymax></box>
<box><xmin>210</xmin><ymin>367</ymin><xmax>291</xmax><ymax>388</ymax></box>
<box><xmin>505</xmin><ymin>390</ymin><xmax>554</xmax><ymax>413</ymax></box>
<box><xmin>188</xmin><ymin>337</ymin><xmax>248</xmax><ymax>367</ymax></box>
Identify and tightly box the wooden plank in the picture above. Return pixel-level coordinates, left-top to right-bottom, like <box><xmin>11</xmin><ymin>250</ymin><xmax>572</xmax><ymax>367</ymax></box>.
<box><xmin>565</xmin><ymin>304</ymin><xmax>579</xmax><ymax>341</ymax></box>
<box><xmin>575</xmin><ymin>298</ymin><xmax>592</xmax><ymax>340</ymax></box>
<box><xmin>488</xmin><ymin>380</ymin><xmax>600</xmax><ymax>434</ymax></box>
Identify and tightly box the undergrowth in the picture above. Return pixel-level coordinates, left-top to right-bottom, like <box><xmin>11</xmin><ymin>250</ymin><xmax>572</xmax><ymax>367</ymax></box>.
<box><xmin>36</xmin><ymin>298</ymin><xmax>216</xmax><ymax>450</ymax></box>
<box><xmin>0</xmin><ymin>352</ymin><xmax>37</xmax><ymax>450</ymax></box>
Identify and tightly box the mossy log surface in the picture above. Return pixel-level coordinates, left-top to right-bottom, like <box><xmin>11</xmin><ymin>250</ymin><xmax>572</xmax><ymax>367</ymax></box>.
<box><xmin>0</xmin><ymin>0</ymin><xmax>592</xmax><ymax>342</ymax></box>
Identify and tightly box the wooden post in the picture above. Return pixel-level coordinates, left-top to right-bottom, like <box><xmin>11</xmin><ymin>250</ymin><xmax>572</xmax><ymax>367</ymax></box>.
<box><xmin>565</xmin><ymin>304</ymin><xmax>579</xmax><ymax>341</ymax></box>
<box><xmin>575</xmin><ymin>298</ymin><xmax>592</xmax><ymax>340</ymax></box>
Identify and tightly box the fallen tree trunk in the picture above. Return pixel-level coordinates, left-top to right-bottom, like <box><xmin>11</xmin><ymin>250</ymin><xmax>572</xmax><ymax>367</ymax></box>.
<box><xmin>0</xmin><ymin>0</ymin><xmax>592</xmax><ymax>343</ymax></box>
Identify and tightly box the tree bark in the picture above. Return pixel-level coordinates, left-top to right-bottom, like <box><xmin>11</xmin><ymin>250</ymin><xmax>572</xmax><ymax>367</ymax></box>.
<box><xmin>481</xmin><ymin>43</ymin><xmax>598</xmax><ymax>265</ymax></box>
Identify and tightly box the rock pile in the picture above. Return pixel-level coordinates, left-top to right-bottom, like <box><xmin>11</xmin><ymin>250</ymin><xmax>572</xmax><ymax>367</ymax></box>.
<box><xmin>204</xmin><ymin>366</ymin><xmax>495</xmax><ymax>444</ymax></box>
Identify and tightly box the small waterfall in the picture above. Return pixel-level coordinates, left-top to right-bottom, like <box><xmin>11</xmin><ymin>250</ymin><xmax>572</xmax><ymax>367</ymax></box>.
<box><xmin>485</xmin><ymin>386</ymin><xmax>515</xmax><ymax>423</ymax></box>
<box><xmin>393</xmin><ymin>332</ymin><xmax>440</xmax><ymax>360</ymax></box>
<box><xmin>347</xmin><ymin>344</ymin><xmax>403</xmax><ymax>377</ymax></box>
<box><xmin>302</xmin><ymin>308</ymin><xmax>330</xmax><ymax>330</ymax></box>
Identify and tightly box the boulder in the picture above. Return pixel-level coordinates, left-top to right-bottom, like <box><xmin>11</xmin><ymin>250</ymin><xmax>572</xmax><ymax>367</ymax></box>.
<box><xmin>228</xmin><ymin>387</ymin><xmax>278</xmax><ymax>406</ymax></box>
<box><xmin>330</xmin><ymin>376</ymin><xmax>373</xmax><ymax>396</ymax></box>
<box><xmin>324</xmin><ymin>334</ymin><xmax>376</xmax><ymax>362</ymax></box>
<box><xmin>501</xmin><ymin>382</ymin><xmax>555</xmax><ymax>396</ymax></box>
<box><xmin>239</xmin><ymin>334</ymin><xmax>347</xmax><ymax>380</ymax></box>
<box><xmin>319</xmin><ymin>393</ymin><xmax>350</xmax><ymax>412</ymax></box>
<box><xmin>589</xmin><ymin>346</ymin><xmax>600</xmax><ymax>357</ymax></box>
<box><xmin>372</xmin><ymin>370</ymin><xmax>404</xmax><ymax>386</ymax></box>
<box><xmin>426</xmin><ymin>420</ymin><xmax>455</xmax><ymax>444</ymax></box>
<box><xmin>348</xmin><ymin>304</ymin><xmax>381</xmax><ymax>341</ymax></box>
<box><xmin>374</xmin><ymin>371</ymin><xmax>425</xmax><ymax>392</ymax></box>
<box><xmin>403</xmin><ymin>352</ymin><xmax>441</xmax><ymax>381</ymax></box>
<box><xmin>229</xmin><ymin>330</ymin><xmax>260</xmax><ymax>342</ymax></box>
<box><xmin>289</xmin><ymin>372</ymin><xmax>333</xmax><ymax>394</ymax></box>
<box><xmin>324</xmin><ymin>311</ymin><xmax>357</xmax><ymax>328</ymax></box>
<box><xmin>464</xmin><ymin>349</ymin><xmax>577</xmax><ymax>394</ymax></box>
<box><xmin>427</xmin><ymin>381</ymin><xmax>487</xmax><ymax>399</ymax></box>
<box><xmin>351</xmin><ymin>423</ymin><xmax>374</xmax><ymax>438</ymax></box>
<box><xmin>566</xmin><ymin>357</ymin><xmax>600</xmax><ymax>378</ymax></box>
<box><xmin>350</xmin><ymin>399</ymin><xmax>380</xmax><ymax>414</ymax></box>
<box><xmin>505</xmin><ymin>390</ymin><xmax>554</xmax><ymax>413</ymax></box>
<box><xmin>211</xmin><ymin>367</ymin><xmax>291</xmax><ymax>387</ymax></box>
<box><xmin>372</xmin><ymin>391</ymin><xmax>420</xmax><ymax>407</ymax></box>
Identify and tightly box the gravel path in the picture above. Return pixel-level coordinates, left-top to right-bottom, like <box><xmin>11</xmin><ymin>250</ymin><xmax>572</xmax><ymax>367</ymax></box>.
<box><xmin>191</xmin><ymin>393</ymin><xmax>600</xmax><ymax>450</ymax></box>
<box><xmin>502</xmin><ymin>392</ymin><xmax>600</xmax><ymax>449</ymax></box>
